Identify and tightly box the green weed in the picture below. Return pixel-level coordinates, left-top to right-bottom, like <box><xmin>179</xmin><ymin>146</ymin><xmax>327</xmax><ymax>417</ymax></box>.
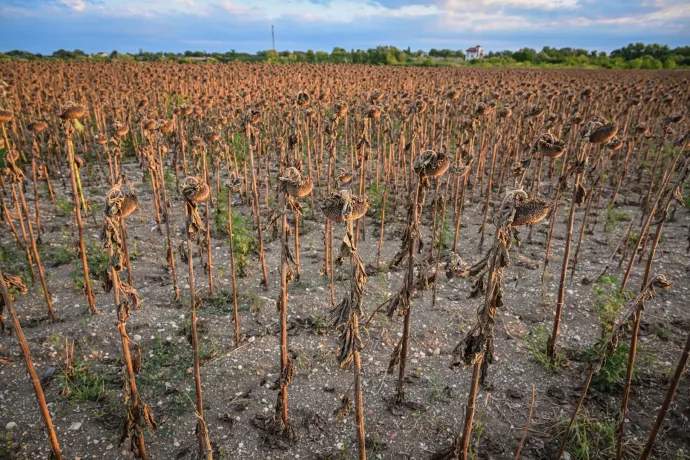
<box><xmin>593</xmin><ymin>275</ymin><xmax>629</xmax><ymax>334</ymax></box>
<box><xmin>584</xmin><ymin>341</ymin><xmax>632</xmax><ymax>393</ymax></box>
<box><xmin>55</xmin><ymin>197</ymin><xmax>74</xmax><ymax>215</ymax></box>
<box><xmin>39</xmin><ymin>243</ymin><xmax>74</xmax><ymax>266</ymax></box>
<box><xmin>604</xmin><ymin>205</ymin><xmax>628</xmax><ymax>235</ymax></box>
<box><xmin>525</xmin><ymin>326</ymin><xmax>566</xmax><ymax>373</ymax></box>
<box><xmin>129</xmin><ymin>240</ymin><xmax>141</xmax><ymax>260</ymax></box>
<box><xmin>213</xmin><ymin>192</ymin><xmax>257</xmax><ymax>278</ymax></box>
<box><xmin>557</xmin><ymin>411</ymin><xmax>640</xmax><ymax>460</ymax></box>
<box><xmin>58</xmin><ymin>360</ymin><xmax>108</xmax><ymax>402</ymax></box>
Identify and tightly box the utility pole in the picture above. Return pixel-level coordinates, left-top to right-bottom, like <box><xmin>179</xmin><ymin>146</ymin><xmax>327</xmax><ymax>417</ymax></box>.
<box><xmin>271</xmin><ymin>25</ymin><xmax>275</xmax><ymax>51</ymax></box>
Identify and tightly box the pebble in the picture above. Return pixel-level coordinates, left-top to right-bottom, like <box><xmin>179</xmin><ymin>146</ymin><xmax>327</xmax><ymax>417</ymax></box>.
<box><xmin>433</xmin><ymin>348</ymin><xmax>441</xmax><ymax>356</ymax></box>
<box><xmin>5</xmin><ymin>422</ymin><xmax>17</xmax><ymax>430</ymax></box>
<box><xmin>69</xmin><ymin>421</ymin><xmax>82</xmax><ymax>431</ymax></box>
<box><xmin>133</xmin><ymin>335</ymin><xmax>142</xmax><ymax>342</ymax></box>
<box><xmin>247</xmin><ymin>336</ymin><xmax>255</xmax><ymax>343</ymax></box>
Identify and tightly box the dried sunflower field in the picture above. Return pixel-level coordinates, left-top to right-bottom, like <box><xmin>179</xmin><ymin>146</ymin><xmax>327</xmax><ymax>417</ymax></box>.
<box><xmin>0</xmin><ymin>62</ymin><xmax>689</xmax><ymax>460</ymax></box>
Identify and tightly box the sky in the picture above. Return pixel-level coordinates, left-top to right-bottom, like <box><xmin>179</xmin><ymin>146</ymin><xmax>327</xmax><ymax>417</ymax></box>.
<box><xmin>0</xmin><ymin>0</ymin><xmax>688</xmax><ymax>54</ymax></box>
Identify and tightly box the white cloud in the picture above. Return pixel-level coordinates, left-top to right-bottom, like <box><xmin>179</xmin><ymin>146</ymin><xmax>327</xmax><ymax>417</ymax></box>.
<box><xmin>59</xmin><ymin>0</ymin><xmax>86</xmax><ymax>11</ymax></box>
<box><xmin>441</xmin><ymin>0</ymin><xmax>578</xmax><ymax>10</ymax></box>
<box><xmin>215</xmin><ymin>1</ymin><xmax>438</xmax><ymax>22</ymax></box>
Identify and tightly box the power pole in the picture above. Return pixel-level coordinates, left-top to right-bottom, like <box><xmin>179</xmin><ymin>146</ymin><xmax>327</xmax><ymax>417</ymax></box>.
<box><xmin>271</xmin><ymin>25</ymin><xmax>275</xmax><ymax>51</ymax></box>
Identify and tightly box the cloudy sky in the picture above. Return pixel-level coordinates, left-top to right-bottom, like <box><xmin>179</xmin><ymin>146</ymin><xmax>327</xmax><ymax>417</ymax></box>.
<box><xmin>1</xmin><ymin>0</ymin><xmax>688</xmax><ymax>54</ymax></box>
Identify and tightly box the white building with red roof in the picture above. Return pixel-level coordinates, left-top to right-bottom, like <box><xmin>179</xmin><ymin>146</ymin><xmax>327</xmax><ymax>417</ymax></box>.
<box><xmin>466</xmin><ymin>45</ymin><xmax>484</xmax><ymax>60</ymax></box>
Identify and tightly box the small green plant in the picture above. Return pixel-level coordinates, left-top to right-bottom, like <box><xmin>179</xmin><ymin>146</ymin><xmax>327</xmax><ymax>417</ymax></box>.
<box><xmin>47</xmin><ymin>333</ymin><xmax>62</xmax><ymax>347</ymax></box>
<box><xmin>86</xmin><ymin>241</ymin><xmax>109</xmax><ymax>277</ymax></box>
<box><xmin>468</xmin><ymin>416</ymin><xmax>485</xmax><ymax>460</ymax></box>
<box><xmin>0</xmin><ymin>244</ymin><xmax>31</xmax><ymax>281</ymax></box>
<box><xmin>629</xmin><ymin>228</ymin><xmax>641</xmax><ymax>247</ymax></box>
<box><xmin>584</xmin><ymin>341</ymin><xmax>632</xmax><ymax>393</ymax></box>
<box><xmin>558</xmin><ymin>411</ymin><xmax>636</xmax><ymax>460</ymax></box>
<box><xmin>1</xmin><ymin>433</ymin><xmax>12</xmax><ymax>457</ymax></box>
<box><xmin>653</xmin><ymin>321</ymin><xmax>671</xmax><ymax>342</ymax></box>
<box><xmin>213</xmin><ymin>195</ymin><xmax>257</xmax><ymax>278</ymax></box>
<box><xmin>139</xmin><ymin>334</ymin><xmax>190</xmax><ymax>414</ymax></box>
<box><xmin>55</xmin><ymin>197</ymin><xmax>74</xmax><ymax>215</ymax></box>
<box><xmin>198</xmin><ymin>341</ymin><xmax>218</xmax><ymax>364</ymax></box>
<box><xmin>592</xmin><ymin>275</ymin><xmax>632</xmax><ymax>334</ymax></box>
<box><xmin>239</xmin><ymin>292</ymin><xmax>261</xmax><ymax>312</ymax></box>
<box><xmin>142</xmin><ymin>169</ymin><xmax>152</xmax><ymax>187</ymax></box>
<box><xmin>164</xmin><ymin>167</ymin><xmax>176</xmax><ymax>189</ymax></box>
<box><xmin>231</xmin><ymin>134</ymin><xmax>246</xmax><ymax>164</ymax></box>
<box><xmin>40</xmin><ymin>243</ymin><xmax>74</xmax><ymax>266</ymax></box>
<box><xmin>433</xmin><ymin>212</ymin><xmax>453</xmax><ymax>250</ymax></box>
<box><xmin>426</xmin><ymin>377</ymin><xmax>447</xmax><ymax>403</ymax></box>
<box><xmin>129</xmin><ymin>240</ymin><xmax>141</xmax><ymax>260</ymax></box>
<box><xmin>58</xmin><ymin>360</ymin><xmax>108</xmax><ymax>402</ymax></box>
<box><xmin>71</xmin><ymin>271</ymin><xmax>85</xmax><ymax>291</ymax></box>
<box><xmin>88</xmin><ymin>200</ymin><xmax>102</xmax><ymax>215</ymax></box>
<box><xmin>70</xmin><ymin>242</ymin><xmax>109</xmax><ymax>292</ymax></box>
<box><xmin>525</xmin><ymin>326</ymin><xmax>566</xmax><ymax>373</ymax></box>
<box><xmin>604</xmin><ymin>205</ymin><xmax>628</xmax><ymax>235</ymax></box>
<box><xmin>672</xmin><ymin>448</ymin><xmax>688</xmax><ymax>460</ymax></box>
<box><xmin>205</xmin><ymin>290</ymin><xmax>250</xmax><ymax>316</ymax></box>
<box><xmin>311</xmin><ymin>310</ymin><xmax>328</xmax><ymax>334</ymax></box>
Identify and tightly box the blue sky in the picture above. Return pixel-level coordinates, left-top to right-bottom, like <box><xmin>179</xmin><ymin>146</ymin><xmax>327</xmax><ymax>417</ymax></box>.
<box><xmin>1</xmin><ymin>0</ymin><xmax>688</xmax><ymax>54</ymax></box>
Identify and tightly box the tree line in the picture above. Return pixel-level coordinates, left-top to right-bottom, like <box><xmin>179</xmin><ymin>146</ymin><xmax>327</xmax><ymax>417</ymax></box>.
<box><xmin>2</xmin><ymin>43</ymin><xmax>688</xmax><ymax>69</ymax></box>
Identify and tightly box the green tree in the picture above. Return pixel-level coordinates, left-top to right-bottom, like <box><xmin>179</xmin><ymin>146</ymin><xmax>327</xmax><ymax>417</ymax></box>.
<box><xmin>513</xmin><ymin>48</ymin><xmax>537</xmax><ymax>63</ymax></box>
<box><xmin>331</xmin><ymin>47</ymin><xmax>348</xmax><ymax>63</ymax></box>
<box><xmin>314</xmin><ymin>51</ymin><xmax>329</xmax><ymax>63</ymax></box>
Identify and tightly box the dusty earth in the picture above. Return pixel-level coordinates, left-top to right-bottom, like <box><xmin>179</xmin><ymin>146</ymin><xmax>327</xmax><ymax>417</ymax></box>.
<box><xmin>1</xmin><ymin>154</ymin><xmax>689</xmax><ymax>460</ymax></box>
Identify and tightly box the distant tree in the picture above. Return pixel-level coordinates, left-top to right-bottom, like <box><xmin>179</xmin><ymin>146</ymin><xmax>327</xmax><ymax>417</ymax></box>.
<box><xmin>6</xmin><ymin>50</ymin><xmax>38</xmax><ymax>60</ymax></box>
<box><xmin>266</xmin><ymin>49</ymin><xmax>278</xmax><ymax>63</ymax></box>
<box><xmin>331</xmin><ymin>47</ymin><xmax>348</xmax><ymax>63</ymax></box>
<box><xmin>314</xmin><ymin>51</ymin><xmax>329</xmax><ymax>63</ymax></box>
<box><xmin>513</xmin><ymin>48</ymin><xmax>537</xmax><ymax>63</ymax></box>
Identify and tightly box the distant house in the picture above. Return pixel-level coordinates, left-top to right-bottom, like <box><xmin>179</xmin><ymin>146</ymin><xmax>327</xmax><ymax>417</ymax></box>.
<box><xmin>466</xmin><ymin>45</ymin><xmax>484</xmax><ymax>60</ymax></box>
